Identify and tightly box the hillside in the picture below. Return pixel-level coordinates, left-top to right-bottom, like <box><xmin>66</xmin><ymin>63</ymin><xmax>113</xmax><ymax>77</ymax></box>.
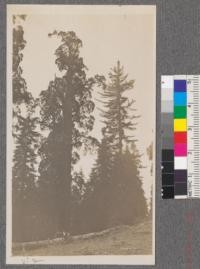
<box><xmin>13</xmin><ymin>219</ymin><xmax>152</xmax><ymax>256</ymax></box>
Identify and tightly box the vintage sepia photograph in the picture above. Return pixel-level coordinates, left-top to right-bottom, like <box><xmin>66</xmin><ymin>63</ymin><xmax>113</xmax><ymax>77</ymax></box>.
<box><xmin>7</xmin><ymin>5</ymin><xmax>156</xmax><ymax>265</ymax></box>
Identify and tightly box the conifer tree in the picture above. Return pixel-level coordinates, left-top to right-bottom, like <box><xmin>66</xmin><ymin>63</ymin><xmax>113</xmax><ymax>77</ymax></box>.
<box><xmin>109</xmin><ymin>147</ymin><xmax>147</xmax><ymax>226</ymax></box>
<box><xmin>13</xmin><ymin>15</ymin><xmax>31</xmax><ymax>106</ymax></box>
<box><xmin>99</xmin><ymin>61</ymin><xmax>137</xmax><ymax>154</ymax></box>
<box><xmin>39</xmin><ymin>31</ymin><xmax>104</xmax><ymax>233</ymax></box>
<box><xmin>90</xmin><ymin>137</ymin><xmax>113</xmax><ymax>187</ymax></box>
<box><xmin>84</xmin><ymin>137</ymin><xmax>113</xmax><ymax>231</ymax></box>
<box><xmin>12</xmin><ymin>16</ymin><xmax>39</xmax><ymax>242</ymax></box>
<box><xmin>13</xmin><ymin>15</ymin><xmax>32</xmax><ymax>141</ymax></box>
<box><xmin>88</xmin><ymin>62</ymin><xmax>147</xmax><ymax>229</ymax></box>
<box><xmin>12</xmin><ymin>107</ymin><xmax>39</xmax><ymax>242</ymax></box>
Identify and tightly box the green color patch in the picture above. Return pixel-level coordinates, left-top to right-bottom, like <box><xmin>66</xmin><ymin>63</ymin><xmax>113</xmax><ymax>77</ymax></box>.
<box><xmin>174</xmin><ymin>106</ymin><xmax>186</xmax><ymax>118</ymax></box>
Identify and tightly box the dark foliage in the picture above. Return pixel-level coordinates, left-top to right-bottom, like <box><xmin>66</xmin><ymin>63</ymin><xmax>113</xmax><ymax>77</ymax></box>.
<box><xmin>13</xmin><ymin>19</ymin><xmax>31</xmax><ymax>105</ymax></box>
<box><xmin>38</xmin><ymin>31</ymin><xmax>104</xmax><ymax>234</ymax></box>
<box><xmin>78</xmin><ymin>62</ymin><xmax>147</xmax><ymax>233</ymax></box>
<box><xmin>12</xmin><ymin>30</ymin><xmax>148</xmax><ymax>242</ymax></box>
<box><xmin>12</xmin><ymin>111</ymin><xmax>40</xmax><ymax>242</ymax></box>
<box><xmin>12</xmin><ymin>18</ymin><xmax>40</xmax><ymax>242</ymax></box>
<box><xmin>98</xmin><ymin>61</ymin><xmax>139</xmax><ymax>154</ymax></box>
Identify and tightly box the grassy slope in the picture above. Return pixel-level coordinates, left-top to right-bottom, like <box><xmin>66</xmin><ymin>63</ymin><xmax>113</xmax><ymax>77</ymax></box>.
<box><xmin>13</xmin><ymin>219</ymin><xmax>152</xmax><ymax>256</ymax></box>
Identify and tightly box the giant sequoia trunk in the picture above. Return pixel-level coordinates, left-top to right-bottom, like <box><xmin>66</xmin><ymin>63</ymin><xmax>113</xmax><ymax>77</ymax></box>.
<box><xmin>59</xmin><ymin>73</ymin><xmax>74</xmax><ymax>233</ymax></box>
<box><xmin>63</xmin><ymin>96</ymin><xmax>73</xmax><ymax>232</ymax></box>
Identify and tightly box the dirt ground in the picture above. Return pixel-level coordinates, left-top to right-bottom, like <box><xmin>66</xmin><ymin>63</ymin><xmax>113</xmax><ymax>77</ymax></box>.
<box><xmin>13</xmin><ymin>219</ymin><xmax>152</xmax><ymax>256</ymax></box>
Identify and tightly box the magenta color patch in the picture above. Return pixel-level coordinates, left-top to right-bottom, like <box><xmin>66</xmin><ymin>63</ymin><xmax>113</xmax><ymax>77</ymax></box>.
<box><xmin>174</xmin><ymin>143</ymin><xmax>187</xmax><ymax>156</ymax></box>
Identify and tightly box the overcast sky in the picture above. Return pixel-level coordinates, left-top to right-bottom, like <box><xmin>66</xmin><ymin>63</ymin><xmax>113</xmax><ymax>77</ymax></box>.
<box><xmin>10</xmin><ymin>5</ymin><xmax>155</xmax><ymax>201</ymax></box>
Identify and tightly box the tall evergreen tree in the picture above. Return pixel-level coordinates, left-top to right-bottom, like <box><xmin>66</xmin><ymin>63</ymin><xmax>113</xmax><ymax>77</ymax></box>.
<box><xmin>82</xmin><ymin>137</ymin><xmax>113</xmax><ymax>232</ymax></box>
<box><xmin>84</xmin><ymin>142</ymin><xmax>148</xmax><ymax>231</ymax></box>
<box><xmin>109</xmin><ymin>147</ymin><xmax>147</xmax><ymax>226</ymax></box>
<box><xmin>12</xmin><ymin>16</ymin><xmax>39</xmax><ymax>242</ymax></box>
<box><xmin>39</xmin><ymin>31</ymin><xmax>104</xmax><ymax>233</ymax></box>
<box><xmin>99</xmin><ymin>61</ymin><xmax>138</xmax><ymax>155</ymax></box>
<box><xmin>89</xmin><ymin>137</ymin><xmax>113</xmax><ymax>188</ymax></box>
<box><xmin>12</xmin><ymin>107</ymin><xmax>40</xmax><ymax>242</ymax></box>
<box><xmin>13</xmin><ymin>15</ymin><xmax>32</xmax><ymax>141</ymax></box>
<box><xmin>87</xmin><ymin>62</ymin><xmax>148</xmax><ymax>229</ymax></box>
<box><xmin>13</xmin><ymin>15</ymin><xmax>31</xmax><ymax>106</ymax></box>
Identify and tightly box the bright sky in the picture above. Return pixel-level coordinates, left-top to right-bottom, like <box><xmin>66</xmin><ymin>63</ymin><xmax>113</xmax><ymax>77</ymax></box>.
<box><xmin>11</xmin><ymin>5</ymin><xmax>156</xmax><ymax>201</ymax></box>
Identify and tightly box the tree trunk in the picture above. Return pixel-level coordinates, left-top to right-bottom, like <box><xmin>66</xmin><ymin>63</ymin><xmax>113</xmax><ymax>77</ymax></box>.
<box><xmin>117</xmin><ymin>86</ymin><xmax>122</xmax><ymax>155</ymax></box>
<box><xmin>60</xmin><ymin>72</ymin><xmax>74</xmax><ymax>234</ymax></box>
<box><xmin>64</xmin><ymin>95</ymin><xmax>73</xmax><ymax>233</ymax></box>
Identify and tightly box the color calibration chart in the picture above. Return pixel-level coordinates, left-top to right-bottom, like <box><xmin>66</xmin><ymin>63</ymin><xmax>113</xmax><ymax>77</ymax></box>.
<box><xmin>161</xmin><ymin>75</ymin><xmax>200</xmax><ymax>199</ymax></box>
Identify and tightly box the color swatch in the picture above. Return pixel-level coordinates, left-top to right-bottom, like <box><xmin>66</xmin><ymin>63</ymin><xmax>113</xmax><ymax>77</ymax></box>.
<box><xmin>161</xmin><ymin>75</ymin><xmax>200</xmax><ymax>199</ymax></box>
<box><xmin>161</xmin><ymin>76</ymin><xmax>174</xmax><ymax>199</ymax></box>
<box><xmin>173</xmin><ymin>78</ymin><xmax>187</xmax><ymax>198</ymax></box>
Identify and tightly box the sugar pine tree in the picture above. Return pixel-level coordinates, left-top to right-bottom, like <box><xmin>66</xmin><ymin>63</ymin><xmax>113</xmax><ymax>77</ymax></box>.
<box><xmin>93</xmin><ymin>62</ymin><xmax>147</xmax><ymax>228</ymax></box>
<box><xmin>39</xmin><ymin>31</ymin><xmax>104</xmax><ymax>233</ymax></box>
<box><xmin>99</xmin><ymin>61</ymin><xmax>138</xmax><ymax>155</ymax></box>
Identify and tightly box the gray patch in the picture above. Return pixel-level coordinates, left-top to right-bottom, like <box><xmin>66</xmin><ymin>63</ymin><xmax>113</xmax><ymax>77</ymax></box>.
<box><xmin>161</xmin><ymin>100</ymin><xmax>173</xmax><ymax>113</ymax></box>
<box><xmin>161</xmin><ymin>136</ymin><xmax>174</xmax><ymax>149</ymax></box>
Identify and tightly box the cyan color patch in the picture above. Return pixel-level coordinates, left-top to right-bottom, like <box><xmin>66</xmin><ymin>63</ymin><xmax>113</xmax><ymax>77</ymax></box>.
<box><xmin>174</xmin><ymin>92</ymin><xmax>187</xmax><ymax>106</ymax></box>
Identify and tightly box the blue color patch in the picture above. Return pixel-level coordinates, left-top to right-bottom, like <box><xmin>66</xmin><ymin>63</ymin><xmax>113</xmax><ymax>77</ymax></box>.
<box><xmin>174</xmin><ymin>92</ymin><xmax>187</xmax><ymax>106</ymax></box>
<box><xmin>174</xmin><ymin>80</ymin><xmax>186</xmax><ymax>92</ymax></box>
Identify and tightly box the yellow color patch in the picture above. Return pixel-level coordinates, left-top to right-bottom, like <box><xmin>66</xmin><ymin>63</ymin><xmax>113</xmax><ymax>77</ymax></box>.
<box><xmin>174</xmin><ymin>119</ymin><xmax>187</xmax><ymax>132</ymax></box>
